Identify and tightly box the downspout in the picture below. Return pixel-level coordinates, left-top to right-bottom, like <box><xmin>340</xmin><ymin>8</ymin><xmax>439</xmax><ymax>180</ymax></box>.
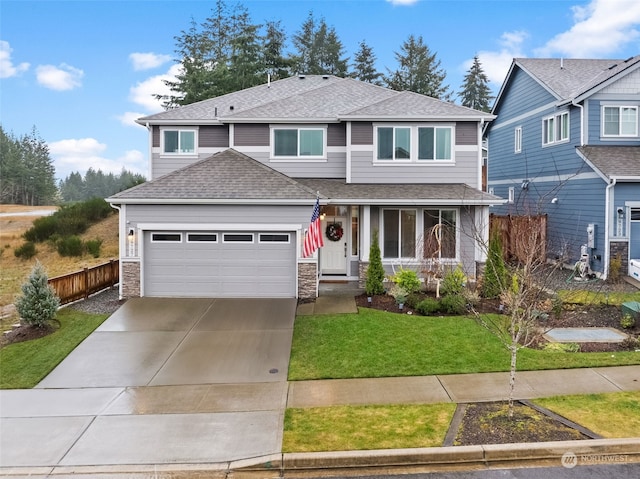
<box><xmin>109</xmin><ymin>203</ymin><xmax>124</xmax><ymax>300</ymax></box>
<box><xmin>603</xmin><ymin>178</ymin><xmax>616</xmax><ymax>280</ymax></box>
<box><xmin>145</xmin><ymin>122</ymin><xmax>152</xmax><ymax>179</ymax></box>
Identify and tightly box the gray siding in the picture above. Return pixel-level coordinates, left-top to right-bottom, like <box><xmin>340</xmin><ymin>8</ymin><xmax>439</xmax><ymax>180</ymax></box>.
<box><xmin>234</xmin><ymin>124</ymin><xmax>269</xmax><ymax>146</ymax></box>
<box><xmin>328</xmin><ymin>123</ymin><xmax>346</xmax><ymax>146</ymax></box>
<box><xmin>455</xmin><ymin>122</ymin><xmax>477</xmax><ymax>145</ymax></box>
<box><xmin>352</xmin><ymin>122</ymin><xmax>373</xmax><ymax>145</ymax></box>
<box><xmin>152</xmin><ymin>126</ymin><xmax>160</xmax><ymax>148</ymax></box>
<box><xmin>200</xmin><ymin>125</ymin><xmax>229</xmax><ymax>147</ymax></box>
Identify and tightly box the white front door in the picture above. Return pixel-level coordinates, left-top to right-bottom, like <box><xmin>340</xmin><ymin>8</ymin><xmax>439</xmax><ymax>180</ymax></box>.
<box><xmin>320</xmin><ymin>217</ymin><xmax>348</xmax><ymax>275</ymax></box>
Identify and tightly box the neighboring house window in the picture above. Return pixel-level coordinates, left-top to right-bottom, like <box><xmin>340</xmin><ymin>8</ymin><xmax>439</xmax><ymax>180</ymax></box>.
<box><xmin>382</xmin><ymin>209</ymin><xmax>416</xmax><ymax>258</ymax></box>
<box><xmin>542</xmin><ymin>112</ymin><xmax>569</xmax><ymax>145</ymax></box>
<box><xmin>603</xmin><ymin>106</ymin><xmax>638</xmax><ymax>137</ymax></box>
<box><xmin>514</xmin><ymin>127</ymin><xmax>522</xmax><ymax>153</ymax></box>
<box><xmin>376</xmin><ymin>125</ymin><xmax>453</xmax><ymax>162</ymax></box>
<box><xmin>508</xmin><ymin>187</ymin><xmax>515</xmax><ymax>204</ymax></box>
<box><xmin>272</xmin><ymin>128</ymin><xmax>325</xmax><ymax>158</ymax></box>
<box><xmin>162</xmin><ymin>129</ymin><xmax>196</xmax><ymax>154</ymax></box>
<box><xmin>423</xmin><ymin>209</ymin><xmax>457</xmax><ymax>260</ymax></box>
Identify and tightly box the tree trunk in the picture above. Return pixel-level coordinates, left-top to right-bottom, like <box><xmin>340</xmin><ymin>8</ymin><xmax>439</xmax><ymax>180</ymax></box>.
<box><xmin>508</xmin><ymin>344</ymin><xmax>517</xmax><ymax>418</ymax></box>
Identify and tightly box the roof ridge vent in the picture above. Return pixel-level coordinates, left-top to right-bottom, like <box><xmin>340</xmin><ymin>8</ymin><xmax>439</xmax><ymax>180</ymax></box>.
<box><xmin>322</xmin><ymin>74</ymin><xmax>329</xmax><ymax>79</ymax></box>
<box><xmin>298</xmin><ymin>74</ymin><xmax>306</xmax><ymax>79</ymax></box>
<box><xmin>608</xmin><ymin>63</ymin><xmax>618</xmax><ymax>70</ymax></box>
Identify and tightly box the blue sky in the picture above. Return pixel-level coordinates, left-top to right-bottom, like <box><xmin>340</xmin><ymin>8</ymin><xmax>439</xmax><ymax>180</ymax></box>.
<box><xmin>2</xmin><ymin>0</ymin><xmax>640</xmax><ymax>181</ymax></box>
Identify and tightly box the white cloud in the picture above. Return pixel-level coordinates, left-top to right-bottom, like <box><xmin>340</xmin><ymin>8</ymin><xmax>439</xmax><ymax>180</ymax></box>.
<box><xmin>386</xmin><ymin>0</ymin><xmax>419</xmax><ymax>5</ymax></box>
<box><xmin>49</xmin><ymin>137</ymin><xmax>146</xmax><ymax>178</ymax></box>
<box><xmin>468</xmin><ymin>30</ymin><xmax>528</xmax><ymax>86</ymax></box>
<box><xmin>36</xmin><ymin>63</ymin><xmax>83</xmax><ymax>90</ymax></box>
<box><xmin>129</xmin><ymin>63</ymin><xmax>181</xmax><ymax>112</ymax></box>
<box><xmin>129</xmin><ymin>52</ymin><xmax>172</xmax><ymax>71</ymax></box>
<box><xmin>0</xmin><ymin>40</ymin><xmax>30</xmax><ymax>78</ymax></box>
<box><xmin>117</xmin><ymin>111</ymin><xmax>148</xmax><ymax>128</ymax></box>
<box><xmin>535</xmin><ymin>0</ymin><xmax>640</xmax><ymax>57</ymax></box>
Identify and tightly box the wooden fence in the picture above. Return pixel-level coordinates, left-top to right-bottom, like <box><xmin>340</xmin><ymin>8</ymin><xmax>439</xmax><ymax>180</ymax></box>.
<box><xmin>489</xmin><ymin>214</ymin><xmax>547</xmax><ymax>264</ymax></box>
<box><xmin>48</xmin><ymin>260</ymin><xmax>119</xmax><ymax>305</ymax></box>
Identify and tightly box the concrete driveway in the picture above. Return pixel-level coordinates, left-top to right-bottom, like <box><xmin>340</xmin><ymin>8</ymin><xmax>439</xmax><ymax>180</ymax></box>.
<box><xmin>1</xmin><ymin>297</ymin><xmax>296</xmax><ymax>471</ymax></box>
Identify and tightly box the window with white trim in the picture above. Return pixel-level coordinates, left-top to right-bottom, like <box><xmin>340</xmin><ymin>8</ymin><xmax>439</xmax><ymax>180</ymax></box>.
<box><xmin>187</xmin><ymin>233</ymin><xmax>217</xmax><ymax>242</ymax></box>
<box><xmin>162</xmin><ymin>129</ymin><xmax>196</xmax><ymax>154</ymax></box>
<box><xmin>151</xmin><ymin>233</ymin><xmax>182</xmax><ymax>242</ymax></box>
<box><xmin>542</xmin><ymin>111</ymin><xmax>569</xmax><ymax>145</ymax></box>
<box><xmin>514</xmin><ymin>127</ymin><xmax>522</xmax><ymax>153</ymax></box>
<box><xmin>272</xmin><ymin>127</ymin><xmax>325</xmax><ymax>158</ymax></box>
<box><xmin>423</xmin><ymin>209</ymin><xmax>457</xmax><ymax>260</ymax></box>
<box><xmin>382</xmin><ymin>209</ymin><xmax>416</xmax><ymax>258</ymax></box>
<box><xmin>259</xmin><ymin>233</ymin><xmax>290</xmax><ymax>243</ymax></box>
<box><xmin>376</xmin><ymin>125</ymin><xmax>453</xmax><ymax>162</ymax></box>
<box><xmin>223</xmin><ymin>233</ymin><xmax>254</xmax><ymax>243</ymax></box>
<box><xmin>603</xmin><ymin>106</ymin><xmax>638</xmax><ymax>137</ymax></box>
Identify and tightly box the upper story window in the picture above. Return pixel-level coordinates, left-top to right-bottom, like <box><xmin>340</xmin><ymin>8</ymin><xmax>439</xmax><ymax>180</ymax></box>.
<box><xmin>514</xmin><ymin>127</ymin><xmax>522</xmax><ymax>153</ymax></box>
<box><xmin>542</xmin><ymin>111</ymin><xmax>569</xmax><ymax>145</ymax></box>
<box><xmin>603</xmin><ymin>106</ymin><xmax>638</xmax><ymax>137</ymax></box>
<box><xmin>376</xmin><ymin>125</ymin><xmax>453</xmax><ymax>162</ymax></box>
<box><xmin>272</xmin><ymin>127</ymin><xmax>325</xmax><ymax>159</ymax></box>
<box><xmin>162</xmin><ymin>129</ymin><xmax>196</xmax><ymax>155</ymax></box>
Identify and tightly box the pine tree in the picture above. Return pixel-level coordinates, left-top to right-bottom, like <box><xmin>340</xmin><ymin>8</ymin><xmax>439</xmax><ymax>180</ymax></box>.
<box><xmin>351</xmin><ymin>40</ymin><xmax>382</xmax><ymax>84</ymax></box>
<box><xmin>15</xmin><ymin>261</ymin><xmax>60</xmax><ymax>328</ymax></box>
<box><xmin>292</xmin><ymin>12</ymin><xmax>348</xmax><ymax>76</ymax></box>
<box><xmin>365</xmin><ymin>230</ymin><xmax>386</xmax><ymax>296</ymax></box>
<box><xmin>482</xmin><ymin>232</ymin><xmax>508</xmax><ymax>299</ymax></box>
<box><xmin>263</xmin><ymin>20</ymin><xmax>291</xmax><ymax>81</ymax></box>
<box><xmin>384</xmin><ymin>34</ymin><xmax>450</xmax><ymax>99</ymax></box>
<box><xmin>458</xmin><ymin>56</ymin><xmax>494</xmax><ymax>112</ymax></box>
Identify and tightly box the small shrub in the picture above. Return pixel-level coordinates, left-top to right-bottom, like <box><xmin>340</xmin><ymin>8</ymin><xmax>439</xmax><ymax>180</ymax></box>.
<box><xmin>551</xmin><ymin>297</ymin><xmax>563</xmax><ymax>317</ymax></box>
<box><xmin>609</xmin><ymin>253</ymin><xmax>622</xmax><ymax>283</ymax></box>
<box><xmin>56</xmin><ymin>235</ymin><xmax>84</xmax><ymax>257</ymax></box>
<box><xmin>440</xmin><ymin>266</ymin><xmax>466</xmax><ymax>297</ymax></box>
<box><xmin>462</xmin><ymin>289</ymin><xmax>481</xmax><ymax>309</ymax></box>
<box><xmin>14</xmin><ymin>261</ymin><xmax>60</xmax><ymax>328</ymax></box>
<box><xmin>440</xmin><ymin>294</ymin><xmax>467</xmax><ymax>314</ymax></box>
<box><xmin>621</xmin><ymin>335</ymin><xmax>639</xmax><ymax>350</ymax></box>
<box><xmin>482</xmin><ymin>233</ymin><xmax>508</xmax><ymax>298</ymax></box>
<box><xmin>24</xmin><ymin>215</ymin><xmax>58</xmax><ymax>242</ymax></box>
<box><xmin>405</xmin><ymin>293</ymin><xmax>423</xmax><ymax>310</ymax></box>
<box><xmin>85</xmin><ymin>238</ymin><xmax>103</xmax><ymax>258</ymax></box>
<box><xmin>391</xmin><ymin>268</ymin><xmax>422</xmax><ymax>294</ymax></box>
<box><xmin>416</xmin><ymin>297</ymin><xmax>441</xmax><ymax>315</ymax></box>
<box><xmin>388</xmin><ymin>284</ymin><xmax>408</xmax><ymax>305</ymax></box>
<box><xmin>543</xmin><ymin>342</ymin><xmax>581</xmax><ymax>353</ymax></box>
<box><xmin>621</xmin><ymin>313</ymin><xmax>636</xmax><ymax>330</ymax></box>
<box><xmin>14</xmin><ymin>241</ymin><xmax>37</xmax><ymax>259</ymax></box>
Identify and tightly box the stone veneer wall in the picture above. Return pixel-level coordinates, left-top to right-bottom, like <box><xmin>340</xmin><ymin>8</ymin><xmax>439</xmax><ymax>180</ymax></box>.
<box><xmin>298</xmin><ymin>262</ymin><xmax>317</xmax><ymax>300</ymax></box>
<box><xmin>610</xmin><ymin>241</ymin><xmax>629</xmax><ymax>276</ymax></box>
<box><xmin>358</xmin><ymin>261</ymin><xmax>368</xmax><ymax>289</ymax></box>
<box><xmin>122</xmin><ymin>261</ymin><xmax>141</xmax><ymax>298</ymax></box>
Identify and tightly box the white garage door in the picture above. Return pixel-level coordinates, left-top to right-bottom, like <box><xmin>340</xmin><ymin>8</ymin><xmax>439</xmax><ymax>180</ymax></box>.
<box><xmin>144</xmin><ymin>231</ymin><xmax>296</xmax><ymax>298</ymax></box>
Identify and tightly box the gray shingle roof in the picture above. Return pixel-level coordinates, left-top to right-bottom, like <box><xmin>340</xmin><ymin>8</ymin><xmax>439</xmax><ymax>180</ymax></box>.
<box><xmin>515</xmin><ymin>56</ymin><xmax>640</xmax><ymax>100</ymax></box>
<box><xmin>109</xmin><ymin>149</ymin><xmax>503</xmax><ymax>205</ymax></box>
<box><xmin>138</xmin><ymin>75</ymin><xmax>493</xmax><ymax>124</ymax></box>
<box><xmin>578</xmin><ymin>146</ymin><xmax>640</xmax><ymax>179</ymax></box>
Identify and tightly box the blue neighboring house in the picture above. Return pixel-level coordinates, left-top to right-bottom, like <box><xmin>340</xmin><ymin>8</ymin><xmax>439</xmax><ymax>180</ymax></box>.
<box><xmin>486</xmin><ymin>56</ymin><xmax>640</xmax><ymax>280</ymax></box>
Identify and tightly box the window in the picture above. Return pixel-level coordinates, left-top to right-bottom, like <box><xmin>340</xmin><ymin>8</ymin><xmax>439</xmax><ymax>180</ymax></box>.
<box><xmin>187</xmin><ymin>233</ymin><xmax>217</xmax><ymax>242</ymax></box>
<box><xmin>542</xmin><ymin>112</ymin><xmax>569</xmax><ymax>145</ymax></box>
<box><xmin>163</xmin><ymin>129</ymin><xmax>196</xmax><ymax>154</ymax></box>
<box><xmin>223</xmin><ymin>233</ymin><xmax>254</xmax><ymax>243</ymax></box>
<box><xmin>418</xmin><ymin>127</ymin><xmax>452</xmax><ymax>160</ymax></box>
<box><xmin>151</xmin><ymin>233</ymin><xmax>182</xmax><ymax>242</ymax></box>
<box><xmin>259</xmin><ymin>233</ymin><xmax>290</xmax><ymax>243</ymax></box>
<box><xmin>273</xmin><ymin>128</ymin><xmax>324</xmax><ymax>158</ymax></box>
<box><xmin>423</xmin><ymin>209</ymin><xmax>457</xmax><ymax>260</ymax></box>
<box><xmin>514</xmin><ymin>127</ymin><xmax>522</xmax><ymax>153</ymax></box>
<box><xmin>382</xmin><ymin>209</ymin><xmax>416</xmax><ymax>258</ymax></box>
<box><xmin>376</xmin><ymin>125</ymin><xmax>453</xmax><ymax>161</ymax></box>
<box><xmin>603</xmin><ymin>106</ymin><xmax>638</xmax><ymax>137</ymax></box>
<box><xmin>351</xmin><ymin>206</ymin><xmax>359</xmax><ymax>256</ymax></box>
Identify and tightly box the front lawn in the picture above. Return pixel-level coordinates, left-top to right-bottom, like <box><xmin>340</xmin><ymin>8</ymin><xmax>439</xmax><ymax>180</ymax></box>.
<box><xmin>0</xmin><ymin>308</ymin><xmax>108</xmax><ymax>389</ymax></box>
<box><xmin>289</xmin><ymin>308</ymin><xmax>640</xmax><ymax>380</ymax></box>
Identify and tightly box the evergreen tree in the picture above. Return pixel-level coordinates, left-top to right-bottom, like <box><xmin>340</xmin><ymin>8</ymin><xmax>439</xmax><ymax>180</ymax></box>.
<box><xmin>228</xmin><ymin>7</ymin><xmax>263</xmax><ymax>90</ymax></box>
<box><xmin>58</xmin><ymin>168</ymin><xmax>145</xmax><ymax>202</ymax></box>
<box><xmin>365</xmin><ymin>230</ymin><xmax>386</xmax><ymax>296</ymax></box>
<box><xmin>384</xmin><ymin>34</ymin><xmax>450</xmax><ymax>99</ymax></box>
<box><xmin>292</xmin><ymin>12</ymin><xmax>348</xmax><ymax>76</ymax></box>
<box><xmin>458</xmin><ymin>56</ymin><xmax>494</xmax><ymax>112</ymax></box>
<box><xmin>59</xmin><ymin>171</ymin><xmax>84</xmax><ymax>202</ymax></box>
<box><xmin>15</xmin><ymin>261</ymin><xmax>60</xmax><ymax>328</ymax></box>
<box><xmin>263</xmin><ymin>20</ymin><xmax>291</xmax><ymax>81</ymax></box>
<box><xmin>351</xmin><ymin>40</ymin><xmax>382</xmax><ymax>84</ymax></box>
<box><xmin>482</xmin><ymin>232</ymin><xmax>508</xmax><ymax>299</ymax></box>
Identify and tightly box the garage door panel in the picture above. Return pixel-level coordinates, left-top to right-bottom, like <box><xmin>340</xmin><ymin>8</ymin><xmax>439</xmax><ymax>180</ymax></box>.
<box><xmin>144</xmin><ymin>231</ymin><xmax>296</xmax><ymax>298</ymax></box>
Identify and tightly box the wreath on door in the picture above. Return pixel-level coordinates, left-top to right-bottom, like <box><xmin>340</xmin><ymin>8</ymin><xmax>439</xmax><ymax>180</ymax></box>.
<box><xmin>325</xmin><ymin>223</ymin><xmax>344</xmax><ymax>242</ymax></box>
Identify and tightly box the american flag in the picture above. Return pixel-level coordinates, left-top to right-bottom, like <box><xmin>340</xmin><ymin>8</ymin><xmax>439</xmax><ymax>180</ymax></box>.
<box><xmin>303</xmin><ymin>197</ymin><xmax>324</xmax><ymax>258</ymax></box>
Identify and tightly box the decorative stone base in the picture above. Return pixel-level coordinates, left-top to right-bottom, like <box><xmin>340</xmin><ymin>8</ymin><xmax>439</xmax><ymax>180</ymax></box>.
<box><xmin>358</xmin><ymin>261</ymin><xmax>368</xmax><ymax>289</ymax></box>
<box><xmin>121</xmin><ymin>261</ymin><xmax>141</xmax><ymax>298</ymax></box>
<box><xmin>298</xmin><ymin>262</ymin><xmax>317</xmax><ymax>300</ymax></box>
<box><xmin>610</xmin><ymin>240</ymin><xmax>629</xmax><ymax>277</ymax></box>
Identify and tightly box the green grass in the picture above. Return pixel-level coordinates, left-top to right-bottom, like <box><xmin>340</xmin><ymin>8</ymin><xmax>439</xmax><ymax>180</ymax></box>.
<box><xmin>289</xmin><ymin>308</ymin><xmax>640</xmax><ymax>380</ymax></box>
<box><xmin>558</xmin><ymin>289</ymin><xmax>640</xmax><ymax>306</ymax></box>
<box><xmin>283</xmin><ymin>403</ymin><xmax>456</xmax><ymax>452</ymax></box>
<box><xmin>0</xmin><ymin>308</ymin><xmax>108</xmax><ymax>389</ymax></box>
<box><xmin>535</xmin><ymin>391</ymin><xmax>640</xmax><ymax>438</ymax></box>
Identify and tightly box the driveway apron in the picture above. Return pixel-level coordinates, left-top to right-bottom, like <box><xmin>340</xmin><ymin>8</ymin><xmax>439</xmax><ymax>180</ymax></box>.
<box><xmin>1</xmin><ymin>297</ymin><xmax>296</xmax><ymax>470</ymax></box>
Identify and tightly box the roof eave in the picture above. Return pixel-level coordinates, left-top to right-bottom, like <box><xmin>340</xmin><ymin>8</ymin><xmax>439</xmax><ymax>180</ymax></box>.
<box><xmin>135</xmin><ymin>118</ymin><xmax>223</xmax><ymax>126</ymax></box>
<box><xmin>340</xmin><ymin>115</ymin><xmax>496</xmax><ymax>122</ymax></box>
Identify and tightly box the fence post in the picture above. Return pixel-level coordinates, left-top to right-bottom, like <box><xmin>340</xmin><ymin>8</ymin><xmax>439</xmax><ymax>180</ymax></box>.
<box><xmin>83</xmin><ymin>267</ymin><xmax>89</xmax><ymax>299</ymax></box>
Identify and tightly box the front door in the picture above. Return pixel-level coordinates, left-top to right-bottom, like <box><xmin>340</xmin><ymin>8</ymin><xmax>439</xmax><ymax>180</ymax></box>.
<box><xmin>320</xmin><ymin>217</ymin><xmax>348</xmax><ymax>275</ymax></box>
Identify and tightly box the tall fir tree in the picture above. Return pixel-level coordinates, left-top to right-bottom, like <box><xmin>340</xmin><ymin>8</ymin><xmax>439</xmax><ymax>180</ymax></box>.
<box><xmin>292</xmin><ymin>12</ymin><xmax>348</xmax><ymax>76</ymax></box>
<box><xmin>458</xmin><ymin>56</ymin><xmax>494</xmax><ymax>112</ymax></box>
<box><xmin>263</xmin><ymin>20</ymin><xmax>291</xmax><ymax>81</ymax></box>
<box><xmin>384</xmin><ymin>34</ymin><xmax>450</xmax><ymax>100</ymax></box>
<box><xmin>351</xmin><ymin>40</ymin><xmax>382</xmax><ymax>85</ymax></box>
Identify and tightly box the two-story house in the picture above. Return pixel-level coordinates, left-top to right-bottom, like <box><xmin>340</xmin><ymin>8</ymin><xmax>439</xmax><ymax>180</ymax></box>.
<box><xmin>486</xmin><ymin>57</ymin><xmax>640</xmax><ymax>280</ymax></box>
<box><xmin>108</xmin><ymin>75</ymin><xmax>501</xmax><ymax>299</ymax></box>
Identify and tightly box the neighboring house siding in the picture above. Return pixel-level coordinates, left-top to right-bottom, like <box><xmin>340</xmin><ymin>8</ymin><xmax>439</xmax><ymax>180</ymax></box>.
<box><xmin>585</xmin><ymin>97</ymin><xmax>640</xmax><ymax>146</ymax></box>
<box><xmin>200</xmin><ymin>125</ymin><xmax>229</xmax><ymax>147</ymax></box>
<box><xmin>615</xmin><ymin>182</ymin><xmax>640</xmax><ymax>238</ymax></box>
<box><xmin>234</xmin><ymin>124</ymin><xmax>269</xmax><ymax>146</ymax></box>
<box><xmin>351</xmin><ymin>122</ymin><xmax>373</xmax><ymax>145</ymax></box>
<box><xmin>493</xmin><ymin>68</ymin><xmax>557</xmax><ymax>124</ymax></box>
